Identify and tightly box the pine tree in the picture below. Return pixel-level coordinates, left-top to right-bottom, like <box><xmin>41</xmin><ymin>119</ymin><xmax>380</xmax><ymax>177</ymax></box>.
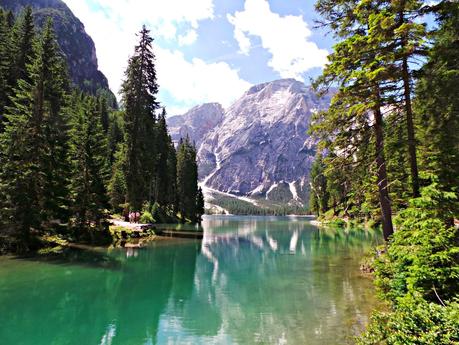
<box><xmin>108</xmin><ymin>145</ymin><xmax>127</xmax><ymax>214</ymax></box>
<box><xmin>121</xmin><ymin>25</ymin><xmax>159</xmax><ymax>211</ymax></box>
<box><xmin>107</xmin><ymin>110</ymin><xmax>124</xmax><ymax>165</ymax></box>
<box><xmin>385</xmin><ymin>111</ymin><xmax>411</xmax><ymax>212</ymax></box>
<box><xmin>166</xmin><ymin>138</ymin><xmax>178</xmax><ymax>212</ymax></box>
<box><xmin>196</xmin><ymin>187</ymin><xmax>205</xmax><ymax>221</ymax></box>
<box><xmin>40</xmin><ymin>22</ymin><xmax>72</xmax><ymax>226</ymax></box>
<box><xmin>5</xmin><ymin>10</ymin><xmax>14</xmax><ymax>29</ymax></box>
<box><xmin>69</xmin><ymin>94</ymin><xmax>110</xmax><ymax>238</ymax></box>
<box><xmin>314</xmin><ymin>0</ymin><xmax>395</xmax><ymax>240</ymax></box>
<box><xmin>98</xmin><ymin>96</ymin><xmax>110</xmax><ymax>133</ymax></box>
<box><xmin>176</xmin><ymin>137</ymin><xmax>199</xmax><ymax>222</ymax></box>
<box><xmin>0</xmin><ymin>19</ymin><xmax>70</xmax><ymax>249</ymax></box>
<box><xmin>0</xmin><ymin>9</ymin><xmax>11</xmax><ymax>128</ymax></box>
<box><xmin>415</xmin><ymin>1</ymin><xmax>459</xmax><ymax>224</ymax></box>
<box><xmin>366</xmin><ymin>0</ymin><xmax>427</xmax><ymax>197</ymax></box>
<box><xmin>309</xmin><ymin>152</ymin><xmax>329</xmax><ymax>216</ymax></box>
<box><xmin>154</xmin><ymin>108</ymin><xmax>171</xmax><ymax>206</ymax></box>
<box><xmin>11</xmin><ymin>6</ymin><xmax>35</xmax><ymax>83</ymax></box>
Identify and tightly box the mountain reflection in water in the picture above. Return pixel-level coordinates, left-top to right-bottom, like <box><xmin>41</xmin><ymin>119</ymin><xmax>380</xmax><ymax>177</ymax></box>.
<box><xmin>0</xmin><ymin>215</ymin><xmax>382</xmax><ymax>345</ymax></box>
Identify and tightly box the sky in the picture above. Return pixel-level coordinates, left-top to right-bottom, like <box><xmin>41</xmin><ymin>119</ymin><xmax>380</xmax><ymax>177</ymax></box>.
<box><xmin>63</xmin><ymin>0</ymin><xmax>335</xmax><ymax>114</ymax></box>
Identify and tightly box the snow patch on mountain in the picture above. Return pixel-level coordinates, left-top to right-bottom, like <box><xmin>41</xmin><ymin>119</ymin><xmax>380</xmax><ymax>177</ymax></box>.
<box><xmin>171</xmin><ymin>79</ymin><xmax>334</xmax><ymax>209</ymax></box>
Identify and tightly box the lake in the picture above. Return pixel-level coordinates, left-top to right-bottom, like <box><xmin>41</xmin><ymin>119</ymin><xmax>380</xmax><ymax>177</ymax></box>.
<box><xmin>0</xmin><ymin>216</ymin><xmax>382</xmax><ymax>345</ymax></box>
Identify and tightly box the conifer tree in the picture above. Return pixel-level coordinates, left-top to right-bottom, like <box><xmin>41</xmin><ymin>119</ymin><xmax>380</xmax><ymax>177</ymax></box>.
<box><xmin>0</xmin><ymin>19</ymin><xmax>70</xmax><ymax>248</ymax></box>
<box><xmin>11</xmin><ymin>7</ymin><xmax>35</xmax><ymax>83</ymax></box>
<box><xmin>107</xmin><ymin>111</ymin><xmax>124</xmax><ymax>165</ymax></box>
<box><xmin>176</xmin><ymin>137</ymin><xmax>198</xmax><ymax>222</ymax></box>
<box><xmin>98</xmin><ymin>96</ymin><xmax>110</xmax><ymax>133</ymax></box>
<box><xmin>196</xmin><ymin>187</ymin><xmax>205</xmax><ymax>221</ymax></box>
<box><xmin>121</xmin><ymin>25</ymin><xmax>159</xmax><ymax>210</ymax></box>
<box><xmin>415</xmin><ymin>1</ymin><xmax>459</xmax><ymax>223</ymax></box>
<box><xmin>69</xmin><ymin>94</ymin><xmax>110</xmax><ymax>237</ymax></box>
<box><xmin>5</xmin><ymin>10</ymin><xmax>14</xmax><ymax>28</ymax></box>
<box><xmin>154</xmin><ymin>108</ymin><xmax>172</xmax><ymax>206</ymax></box>
<box><xmin>108</xmin><ymin>145</ymin><xmax>127</xmax><ymax>214</ymax></box>
<box><xmin>309</xmin><ymin>152</ymin><xmax>329</xmax><ymax>216</ymax></box>
<box><xmin>365</xmin><ymin>0</ymin><xmax>427</xmax><ymax>197</ymax></box>
<box><xmin>385</xmin><ymin>111</ymin><xmax>411</xmax><ymax>211</ymax></box>
<box><xmin>0</xmin><ymin>9</ymin><xmax>11</xmax><ymax>127</ymax></box>
<box><xmin>40</xmin><ymin>22</ymin><xmax>72</xmax><ymax>225</ymax></box>
<box><xmin>166</xmin><ymin>139</ymin><xmax>178</xmax><ymax>212</ymax></box>
<box><xmin>314</xmin><ymin>0</ymin><xmax>394</xmax><ymax>240</ymax></box>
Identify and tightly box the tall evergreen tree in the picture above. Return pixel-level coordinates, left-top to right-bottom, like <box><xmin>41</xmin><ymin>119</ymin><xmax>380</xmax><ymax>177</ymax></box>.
<box><xmin>176</xmin><ymin>137</ymin><xmax>199</xmax><ymax>222</ymax></box>
<box><xmin>0</xmin><ymin>9</ymin><xmax>11</xmax><ymax>127</ymax></box>
<box><xmin>309</xmin><ymin>152</ymin><xmax>329</xmax><ymax>216</ymax></box>
<box><xmin>415</xmin><ymin>0</ymin><xmax>459</xmax><ymax>223</ymax></box>
<box><xmin>154</xmin><ymin>108</ymin><xmax>172</xmax><ymax>206</ymax></box>
<box><xmin>69</xmin><ymin>94</ymin><xmax>110</xmax><ymax>238</ymax></box>
<box><xmin>107</xmin><ymin>110</ymin><xmax>124</xmax><ymax>165</ymax></box>
<box><xmin>98</xmin><ymin>96</ymin><xmax>110</xmax><ymax>133</ymax></box>
<box><xmin>11</xmin><ymin>6</ymin><xmax>35</xmax><ymax>83</ymax></box>
<box><xmin>196</xmin><ymin>187</ymin><xmax>205</xmax><ymax>221</ymax></box>
<box><xmin>5</xmin><ymin>10</ymin><xmax>14</xmax><ymax>29</ymax></box>
<box><xmin>108</xmin><ymin>145</ymin><xmax>127</xmax><ymax>214</ymax></box>
<box><xmin>40</xmin><ymin>23</ymin><xmax>72</xmax><ymax>225</ymax></box>
<box><xmin>166</xmin><ymin>138</ymin><xmax>178</xmax><ymax>212</ymax></box>
<box><xmin>0</xmin><ymin>19</ymin><xmax>70</xmax><ymax>249</ymax></box>
<box><xmin>314</xmin><ymin>0</ymin><xmax>395</xmax><ymax>240</ymax></box>
<box><xmin>121</xmin><ymin>25</ymin><xmax>159</xmax><ymax>210</ymax></box>
<box><xmin>367</xmin><ymin>0</ymin><xmax>427</xmax><ymax>197</ymax></box>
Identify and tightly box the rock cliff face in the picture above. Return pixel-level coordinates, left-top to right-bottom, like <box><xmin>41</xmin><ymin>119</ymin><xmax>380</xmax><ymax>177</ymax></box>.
<box><xmin>169</xmin><ymin>79</ymin><xmax>333</xmax><ymax>206</ymax></box>
<box><xmin>167</xmin><ymin>103</ymin><xmax>224</xmax><ymax>147</ymax></box>
<box><xmin>0</xmin><ymin>0</ymin><xmax>115</xmax><ymax>104</ymax></box>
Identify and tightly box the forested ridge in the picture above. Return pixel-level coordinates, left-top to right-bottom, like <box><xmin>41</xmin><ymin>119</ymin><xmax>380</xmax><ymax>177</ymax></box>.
<box><xmin>0</xmin><ymin>1</ymin><xmax>457</xmax><ymax>342</ymax></box>
<box><xmin>309</xmin><ymin>0</ymin><xmax>459</xmax><ymax>342</ymax></box>
<box><xmin>0</xmin><ymin>8</ymin><xmax>204</xmax><ymax>254</ymax></box>
<box><xmin>0</xmin><ymin>0</ymin><xmax>116</xmax><ymax>102</ymax></box>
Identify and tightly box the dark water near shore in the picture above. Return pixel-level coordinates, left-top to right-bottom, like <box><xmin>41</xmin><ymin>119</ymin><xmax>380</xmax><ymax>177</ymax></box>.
<box><xmin>0</xmin><ymin>216</ymin><xmax>382</xmax><ymax>345</ymax></box>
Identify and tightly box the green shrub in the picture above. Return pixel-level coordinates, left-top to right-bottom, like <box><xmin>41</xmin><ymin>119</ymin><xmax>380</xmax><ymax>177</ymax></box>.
<box><xmin>359</xmin><ymin>182</ymin><xmax>459</xmax><ymax>344</ymax></box>
<box><xmin>373</xmin><ymin>183</ymin><xmax>459</xmax><ymax>304</ymax></box>
<box><xmin>358</xmin><ymin>297</ymin><xmax>459</xmax><ymax>345</ymax></box>
<box><xmin>140</xmin><ymin>211</ymin><xmax>154</xmax><ymax>224</ymax></box>
<box><xmin>328</xmin><ymin>218</ymin><xmax>347</xmax><ymax>228</ymax></box>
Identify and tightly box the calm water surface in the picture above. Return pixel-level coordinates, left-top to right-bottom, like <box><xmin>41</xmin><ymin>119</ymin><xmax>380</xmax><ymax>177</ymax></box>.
<box><xmin>0</xmin><ymin>216</ymin><xmax>382</xmax><ymax>345</ymax></box>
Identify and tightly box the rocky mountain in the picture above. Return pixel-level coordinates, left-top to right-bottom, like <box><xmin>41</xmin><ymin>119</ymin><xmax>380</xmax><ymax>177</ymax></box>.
<box><xmin>167</xmin><ymin>103</ymin><xmax>224</xmax><ymax>147</ymax></box>
<box><xmin>169</xmin><ymin>79</ymin><xmax>333</xmax><ymax>209</ymax></box>
<box><xmin>0</xmin><ymin>0</ymin><xmax>116</xmax><ymax>105</ymax></box>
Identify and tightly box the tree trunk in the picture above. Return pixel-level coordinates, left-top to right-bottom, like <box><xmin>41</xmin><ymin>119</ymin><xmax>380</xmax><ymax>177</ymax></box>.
<box><xmin>374</xmin><ymin>106</ymin><xmax>394</xmax><ymax>241</ymax></box>
<box><xmin>397</xmin><ymin>5</ymin><xmax>420</xmax><ymax>197</ymax></box>
<box><xmin>402</xmin><ymin>56</ymin><xmax>420</xmax><ymax>197</ymax></box>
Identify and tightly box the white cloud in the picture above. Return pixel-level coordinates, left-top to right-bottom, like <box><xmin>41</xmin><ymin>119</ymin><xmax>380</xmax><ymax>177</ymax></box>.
<box><xmin>233</xmin><ymin>27</ymin><xmax>251</xmax><ymax>55</ymax></box>
<box><xmin>156</xmin><ymin>48</ymin><xmax>251</xmax><ymax>110</ymax></box>
<box><xmin>227</xmin><ymin>0</ymin><xmax>329</xmax><ymax>81</ymax></box>
<box><xmin>178</xmin><ymin>30</ymin><xmax>198</xmax><ymax>46</ymax></box>
<box><xmin>63</xmin><ymin>0</ymin><xmax>250</xmax><ymax>111</ymax></box>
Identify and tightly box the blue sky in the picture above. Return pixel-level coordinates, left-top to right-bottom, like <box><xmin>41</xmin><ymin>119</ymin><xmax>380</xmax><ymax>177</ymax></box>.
<box><xmin>63</xmin><ymin>0</ymin><xmax>335</xmax><ymax>114</ymax></box>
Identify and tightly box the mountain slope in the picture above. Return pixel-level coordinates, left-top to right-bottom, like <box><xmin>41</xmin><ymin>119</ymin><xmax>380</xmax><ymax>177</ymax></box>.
<box><xmin>167</xmin><ymin>103</ymin><xmax>224</xmax><ymax>147</ymax></box>
<box><xmin>171</xmin><ymin>79</ymin><xmax>333</xmax><ymax>210</ymax></box>
<box><xmin>0</xmin><ymin>0</ymin><xmax>115</xmax><ymax>104</ymax></box>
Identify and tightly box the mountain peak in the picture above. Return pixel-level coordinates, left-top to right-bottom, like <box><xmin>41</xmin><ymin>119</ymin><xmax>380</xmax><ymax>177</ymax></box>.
<box><xmin>167</xmin><ymin>103</ymin><xmax>225</xmax><ymax>147</ymax></box>
<box><xmin>167</xmin><ymin>79</ymin><xmax>334</xmax><ymax>207</ymax></box>
<box><xmin>246</xmin><ymin>78</ymin><xmax>306</xmax><ymax>95</ymax></box>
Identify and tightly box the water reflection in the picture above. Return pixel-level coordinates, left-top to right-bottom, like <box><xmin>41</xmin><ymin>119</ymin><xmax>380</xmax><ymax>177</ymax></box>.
<box><xmin>0</xmin><ymin>216</ymin><xmax>381</xmax><ymax>345</ymax></box>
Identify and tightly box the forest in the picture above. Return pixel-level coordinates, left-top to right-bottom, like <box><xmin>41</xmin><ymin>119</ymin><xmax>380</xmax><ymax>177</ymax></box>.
<box><xmin>0</xmin><ymin>7</ymin><xmax>204</xmax><ymax>254</ymax></box>
<box><xmin>308</xmin><ymin>0</ymin><xmax>459</xmax><ymax>342</ymax></box>
<box><xmin>0</xmin><ymin>1</ymin><xmax>458</xmax><ymax>343</ymax></box>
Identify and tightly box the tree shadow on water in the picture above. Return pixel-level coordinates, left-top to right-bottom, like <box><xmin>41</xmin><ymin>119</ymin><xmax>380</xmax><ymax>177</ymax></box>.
<box><xmin>12</xmin><ymin>245</ymin><xmax>123</xmax><ymax>270</ymax></box>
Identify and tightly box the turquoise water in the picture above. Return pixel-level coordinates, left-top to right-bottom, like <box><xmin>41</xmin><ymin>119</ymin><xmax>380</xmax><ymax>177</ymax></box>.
<box><xmin>0</xmin><ymin>216</ymin><xmax>381</xmax><ymax>345</ymax></box>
